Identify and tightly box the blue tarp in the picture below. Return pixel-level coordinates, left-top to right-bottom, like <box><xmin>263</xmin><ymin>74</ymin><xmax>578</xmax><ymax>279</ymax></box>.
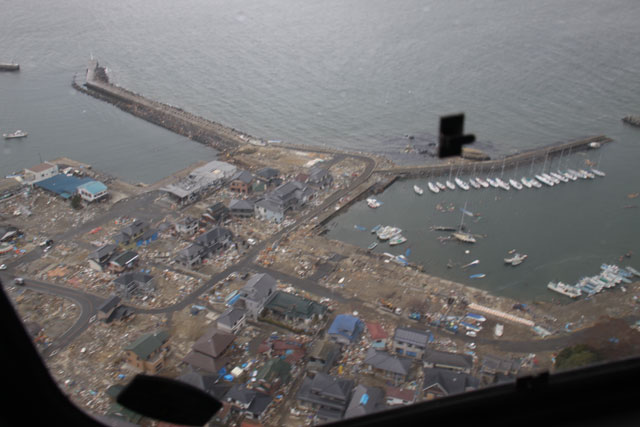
<box><xmin>36</xmin><ymin>175</ymin><xmax>93</xmax><ymax>199</ymax></box>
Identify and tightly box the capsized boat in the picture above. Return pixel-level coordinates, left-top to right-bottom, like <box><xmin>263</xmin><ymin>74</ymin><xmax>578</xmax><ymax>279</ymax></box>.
<box><xmin>414</xmin><ymin>185</ymin><xmax>424</xmax><ymax>195</ymax></box>
<box><xmin>3</xmin><ymin>130</ymin><xmax>27</xmax><ymax>139</ymax></box>
<box><xmin>428</xmin><ymin>182</ymin><xmax>440</xmax><ymax>194</ymax></box>
<box><xmin>504</xmin><ymin>253</ymin><xmax>527</xmax><ymax>266</ymax></box>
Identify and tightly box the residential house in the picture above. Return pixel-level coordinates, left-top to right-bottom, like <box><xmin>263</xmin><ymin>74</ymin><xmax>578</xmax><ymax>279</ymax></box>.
<box><xmin>108</xmin><ymin>251</ymin><xmax>139</xmax><ymax>273</ymax></box>
<box><xmin>24</xmin><ymin>162</ymin><xmax>59</xmax><ymax>185</ymax></box>
<box><xmin>254</xmin><ymin>358</ymin><xmax>292</xmax><ymax>393</ymax></box>
<box><xmin>363</xmin><ymin>349</ymin><xmax>412</xmax><ymax>386</ymax></box>
<box><xmin>97</xmin><ymin>295</ymin><xmax>121</xmax><ymax>322</ymax></box>
<box><xmin>262</xmin><ymin>291</ymin><xmax>327</xmax><ymax>330</ymax></box>
<box><xmin>216</xmin><ymin>308</ymin><xmax>246</xmax><ymax>334</ymax></box>
<box><xmin>77</xmin><ymin>180</ymin><xmax>108</xmax><ymax>202</ymax></box>
<box><xmin>254</xmin><ymin>181</ymin><xmax>315</xmax><ymax>223</ymax></box>
<box><xmin>174</xmin><ymin>216</ymin><xmax>199</xmax><ymax>235</ymax></box>
<box><xmin>422</xmin><ymin>368</ymin><xmax>479</xmax><ymax>400</ymax></box>
<box><xmin>423</xmin><ymin>349</ymin><xmax>473</xmax><ymax>374</ymax></box>
<box><xmin>344</xmin><ymin>385</ymin><xmax>386</xmax><ymax>420</ymax></box>
<box><xmin>113</xmin><ymin>272</ymin><xmax>154</xmax><ymax>298</ymax></box>
<box><xmin>195</xmin><ymin>226</ymin><xmax>233</xmax><ymax>254</ymax></box>
<box><xmin>202</xmin><ymin>202</ymin><xmax>229</xmax><ymax>224</ymax></box>
<box><xmin>327</xmin><ymin>314</ymin><xmax>364</xmax><ymax>345</ymax></box>
<box><xmin>480</xmin><ymin>355</ymin><xmax>520</xmax><ymax>385</ymax></box>
<box><xmin>296</xmin><ymin>373</ymin><xmax>354</xmax><ymax>423</ymax></box>
<box><xmin>229</xmin><ymin>199</ymin><xmax>255</xmax><ymax>218</ymax></box>
<box><xmin>392</xmin><ymin>327</ymin><xmax>430</xmax><ymax>358</ymax></box>
<box><xmin>365</xmin><ymin>321</ymin><xmax>388</xmax><ymax>349</ymax></box>
<box><xmin>237</xmin><ymin>273</ymin><xmax>277</xmax><ymax>320</ymax></box>
<box><xmin>308</xmin><ymin>166</ymin><xmax>333</xmax><ymax>189</ymax></box>
<box><xmin>229</xmin><ymin>171</ymin><xmax>254</xmax><ymax>194</ymax></box>
<box><xmin>88</xmin><ymin>244</ymin><xmax>117</xmax><ymax>271</ymax></box>
<box><xmin>124</xmin><ymin>330</ymin><xmax>170</xmax><ymax>374</ymax></box>
<box><xmin>307</xmin><ymin>339</ymin><xmax>340</xmax><ymax>374</ymax></box>
<box><xmin>176</xmin><ymin>243</ymin><xmax>207</xmax><ymax>268</ymax></box>
<box><xmin>384</xmin><ymin>386</ymin><xmax>416</xmax><ymax>407</ymax></box>
<box><xmin>116</xmin><ymin>220</ymin><xmax>148</xmax><ymax>247</ymax></box>
<box><xmin>255</xmin><ymin>167</ymin><xmax>280</xmax><ymax>187</ymax></box>
<box><xmin>183</xmin><ymin>327</ymin><xmax>235</xmax><ymax>373</ymax></box>
<box><xmin>257</xmin><ymin>337</ymin><xmax>306</xmax><ymax>364</ymax></box>
<box><xmin>224</xmin><ymin>385</ymin><xmax>273</xmax><ymax>420</ymax></box>
<box><xmin>295</xmin><ymin>173</ymin><xmax>309</xmax><ymax>184</ymax></box>
<box><xmin>161</xmin><ymin>160</ymin><xmax>236</xmax><ymax>206</ymax></box>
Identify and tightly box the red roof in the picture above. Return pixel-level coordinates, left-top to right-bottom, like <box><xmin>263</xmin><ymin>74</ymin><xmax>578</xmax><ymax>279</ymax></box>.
<box><xmin>385</xmin><ymin>386</ymin><xmax>415</xmax><ymax>402</ymax></box>
<box><xmin>366</xmin><ymin>322</ymin><xmax>388</xmax><ymax>340</ymax></box>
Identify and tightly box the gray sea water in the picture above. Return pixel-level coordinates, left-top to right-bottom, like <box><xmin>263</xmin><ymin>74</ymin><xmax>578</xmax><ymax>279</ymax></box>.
<box><xmin>2</xmin><ymin>0</ymin><xmax>640</xmax><ymax>299</ymax></box>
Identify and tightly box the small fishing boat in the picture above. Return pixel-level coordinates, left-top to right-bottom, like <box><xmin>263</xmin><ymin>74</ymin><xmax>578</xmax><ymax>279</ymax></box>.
<box><xmin>445</xmin><ymin>180</ymin><xmax>456</xmax><ymax>190</ymax></box>
<box><xmin>495</xmin><ymin>178</ymin><xmax>510</xmax><ymax>190</ymax></box>
<box><xmin>520</xmin><ymin>177</ymin><xmax>532</xmax><ymax>188</ymax></box>
<box><xmin>367</xmin><ymin>242</ymin><xmax>378</xmax><ymax>250</ymax></box>
<box><xmin>354</xmin><ymin>225</ymin><xmax>367</xmax><ymax>231</ymax></box>
<box><xmin>461</xmin><ymin>259</ymin><xmax>479</xmax><ymax>269</ymax></box>
<box><xmin>475</xmin><ymin>177</ymin><xmax>490</xmax><ymax>188</ymax></box>
<box><xmin>436</xmin><ymin>182</ymin><xmax>446</xmax><ymax>191</ymax></box>
<box><xmin>494</xmin><ymin>323</ymin><xmax>504</xmax><ymax>337</ymax></box>
<box><xmin>504</xmin><ymin>253</ymin><xmax>527</xmax><ymax>266</ymax></box>
<box><xmin>367</xmin><ymin>198</ymin><xmax>382</xmax><ymax>208</ymax></box>
<box><xmin>509</xmin><ymin>178</ymin><xmax>523</xmax><ymax>190</ymax></box>
<box><xmin>389</xmin><ymin>235</ymin><xmax>407</xmax><ymax>246</ymax></box>
<box><xmin>454</xmin><ymin>177</ymin><xmax>470</xmax><ymax>191</ymax></box>
<box><xmin>550</xmin><ymin>172</ymin><xmax>568</xmax><ymax>183</ymax></box>
<box><xmin>3</xmin><ymin>130</ymin><xmax>27</xmax><ymax>139</ymax></box>
<box><xmin>486</xmin><ymin>178</ymin><xmax>499</xmax><ymax>188</ymax></box>
<box><xmin>468</xmin><ymin>178</ymin><xmax>481</xmax><ymax>189</ymax></box>
<box><xmin>591</xmin><ymin>169</ymin><xmax>606</xmax><ymax>177</ymax></box>
<box><xmin>469</xmin><ymin>273</ymin><xmax>486</xmax><ymax>279</ymax></box>
<box><xmin>371</xmin><ymin>224</ymin><xmax>382</xmax><ymax>234</ymax></box>
<box><xmin>427</xmin><ymin>182</ymin><xmax>440</xmax><ymax>194</ymax></box>
<box><xmin>414</xmin><ymin>185</ymin><xmax>424</xmax><ymax>195</ymax></box>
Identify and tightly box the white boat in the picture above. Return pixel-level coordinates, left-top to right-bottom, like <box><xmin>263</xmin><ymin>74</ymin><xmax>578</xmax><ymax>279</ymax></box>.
<box><xmin>3</xmin><ymin>130</ymin><xmax>27</xmax><ymax>139</ymax></box>
<box><xmin>487</xmin><ymin>178</ymin><xmax>499</xmax><ymax>188</ymax></box>
<box><xmin>436</xmin><ymin>182</ymin><xmax>446</xmax><ymax>191</ymax></box>
<box><xmin>542</xmin><ymin>173</ymin><xmax>559</xmax><ymax>184</ymax></box>
<box><xmin>413</xmin><ymin>185</ymin><xmax>424</xmax><ymax>195</ymax></box>
<box><xmin>427</xmin><ymin>182</ymin><xmax>440</xmax><ymax>194</ymax></box>
<box><xmin>377</xmin><ymin>226</ymin><xmax>402</xmax><ymax>240</ymax></box>
<box><xmin>504</xmin><ymin>253</ymin><xmax>527</xmax><ymax>265</ymax></box>
<box><xmin>588</xmin><ymin>141</ymin><xmax>601</xmax><ymax>149</ymax></box>
<box><xmin>494</xmin><ymin>323</ymin><xmax>504</xmax><ymax>337</ymax></box>
<box><xmin>452</xmin><ymin>231</ymin><xmax>476</xmax><ymax>243</ymax></box>
<box><xmin>475</xmin><ymin>177</ymin><xmax>490</xmax><ymax>188</ymax></box>
<box><xmin>389</xmin><ymin>235</ymin><xmax>407</xmax><ymax>246</ymax></box>
<box><xmin>495</xmin><ymin>178</ymin><xmax>510</xmax><ymax>190</ymax></box>
<box><xmin>547</xmin><ymin>281</ymin><xmax>582</xmax><ymax>298</ymax></box>
<box><xmin>454</xmin><ymin>177</ymin><xmax>470</xmax><ymax>191</ymax></box>
<box><xmin>468</xmin><ymin>178</ymin><xmax>481</xmax><ymax>189</ymax></box>
<box><xmin>563</xmin><ymin>171</ymin><xmax>578</xmax><ymax>181</ymax></box>
<box><xmin>591</xmin><ymin>169</ymin><xmax>606</xmax><ymax>177</ymax></box>
<box><xmin>446</xmin><ymin>180</ymin><xmax>456</xmax><ymax>190</ymax></box>
<box><xmin>367</xmin><ymin>242</ymin><xmax>378</xmax><ymax>250</ymax></box>
<box><xmin>509</xmin><ymin>178</ymin><xmax>523</xmax><ymax>190</ymax></box>
<box><xmin>529</xmin><ymin>177</ymin><xmax>542</xmax><ymax>188</ymax></box>
<box><xmin>535</xmin><ymin>174</ymin><xmax>553</xmax><ymax>186</ymax></box>
<box><xmin>580</xmin><ymin>169</ymin><xmax>595</xmax><ymax>179</ymax></box>
<box><xmin>550</xmin><ymin>172</ymin><xmax>568</xmax><ymax>183</ymax></box>
<box><xmin>569</xmin><ymin>169</ymin><xmax>587</xmax><ymax>179</ymax></box>
<box><xmin>520</xmin><ymin>177</ymin><xmax>532</xmax><ymax>188</ymax></box>
<box><xmin>367</xmin><ymin>198</ymin><xmax>382</xmax><ymax>208</ymax></box>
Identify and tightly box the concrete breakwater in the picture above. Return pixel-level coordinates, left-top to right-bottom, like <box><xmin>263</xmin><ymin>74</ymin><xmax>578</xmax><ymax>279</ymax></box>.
<box><xmin>74</xmin><ymin>60</ymin><xmax>251</xmax><ymax>153</ymax></box>
<box><xmin>376</xmin><ymin>135</ymin><xmax>613</xmax><ymax>178</ymax></box>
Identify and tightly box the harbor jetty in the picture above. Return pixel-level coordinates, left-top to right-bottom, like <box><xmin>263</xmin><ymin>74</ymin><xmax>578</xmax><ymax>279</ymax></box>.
<box><xmin>0</xmin><ymin>63</ymin><xmax>20</xmax><ymax>71</ymax></box>
<box><xmin>73</xmin><ymin>60</ymin><xmax>249</xmax><ymax>153</ymax></box>
<box><xmin>622</xmin><ymin>115</ymin><xmax>640</xmax><ymax>127</ymax></box>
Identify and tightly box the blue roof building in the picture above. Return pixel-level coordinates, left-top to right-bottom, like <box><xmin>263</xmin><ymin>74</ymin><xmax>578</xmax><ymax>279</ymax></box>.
<box><xmin>328</xmin><ymin>314</ymin><xmax>364</xmax><ymax>345</ymax></box>
<box><xmin>36</xmin><ymin>175</ymin><xmax>93</xmax><ymax>199</ymax></box>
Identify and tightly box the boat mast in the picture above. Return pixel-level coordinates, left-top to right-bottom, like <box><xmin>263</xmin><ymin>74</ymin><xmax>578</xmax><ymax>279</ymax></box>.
<box><xmin>459</xmin><ymin>201</ymin><xmax>467</xmax><ymax>231</ymax></box>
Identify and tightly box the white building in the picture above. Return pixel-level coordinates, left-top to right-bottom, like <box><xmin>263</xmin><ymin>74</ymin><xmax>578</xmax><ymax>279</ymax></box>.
<box><xmin>24</xmin><ymin>162</ymin><xmax>58</xmax><ymax>185</ymax></box>
<box><xmin>77</xmin><ymin>181</ymin><xmax>109</xmax><ymax>202</ymax></box>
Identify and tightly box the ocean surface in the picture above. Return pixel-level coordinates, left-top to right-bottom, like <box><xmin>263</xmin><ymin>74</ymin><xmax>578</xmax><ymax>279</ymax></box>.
<box><xmin>2</xmin><ymin>0</ymin><xmax>640</xmax><ymax>299</ymax></box>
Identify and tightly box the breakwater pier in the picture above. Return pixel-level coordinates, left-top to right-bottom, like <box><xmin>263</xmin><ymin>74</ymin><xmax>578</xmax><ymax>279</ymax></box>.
<box><xmin>73</xmin><ymin>60</ymin><xmax>250</xmax><ymax>153</ymax></box>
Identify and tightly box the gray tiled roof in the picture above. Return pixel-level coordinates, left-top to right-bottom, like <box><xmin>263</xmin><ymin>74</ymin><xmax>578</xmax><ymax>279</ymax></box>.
<box><xmin>309</xmin><ymin>373</ymin><xmax>353</xmax><ymax>400</ymax></box>
<box><xmin>344</xmin><ymin>385</ymin><xmax>386</xmax><ymax>420</ymax></box>
<box><xmin>98</xmin><ymin>294</ymin><xmax>121</xmax><ymax>313</ymax></box>
<box><xmin>229</xmin><ymin>199</ymin><xmax>254</xmax><ymax>211</ymax></box>
<box><xmin>231</xmin><ymin>170</ymin><xmax>254</xmax><ymax>184</ymax></box>
<box><xmin>89</xmin><ymin>244</ymin><xmax>117</xmax><ymax>261</ymax></box>
<box><xmin>241</xmin><ymin>273</ymin><xmax>276</xmax><ymax>302</ymax></box>
<box><xmin>423</xmin><ymin>368</ymin><xmax>479</xmax><ymax>396</ymax></box>
<box><xmin>393</xmin><ymin>327</ymin><xmax>429</xmax><ymax>347</ymax></box>
<box><xmin>364</xmin><ymin>349</ymin><xmax>412</xmax><ymax>375</ymax></box>
<box><xmin>423</xmin><ymin>349</ymin><xmax>473</xmax><ymax>370</ymax></box>
<box><xmin>216</xmin><ymin>308</ymin><xmax>246</xmax><ymax>328</ymax></box>
<box><xmin>191</xmin><ymin>327</ymin><xmax>235</xmax><ymax>358</ymax></box>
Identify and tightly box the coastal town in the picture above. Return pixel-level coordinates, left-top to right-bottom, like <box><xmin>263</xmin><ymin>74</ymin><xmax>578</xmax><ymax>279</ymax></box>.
<box><xmin>2</xmin><ymin>61</ymin><xmax>640</xmax><ymax>427</ymax></box>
